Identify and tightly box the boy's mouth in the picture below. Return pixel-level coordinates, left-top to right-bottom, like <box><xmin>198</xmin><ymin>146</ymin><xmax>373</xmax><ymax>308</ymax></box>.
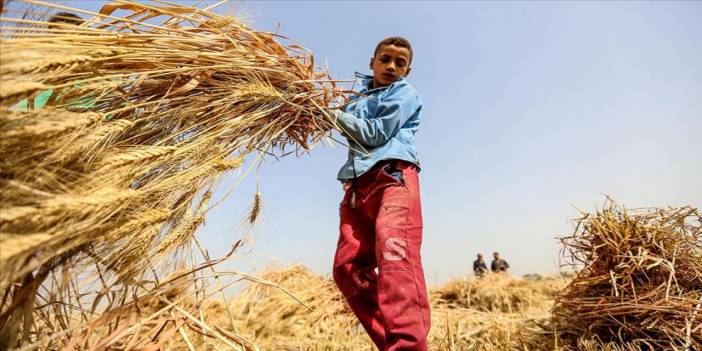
<box><xmin>382</xmin><ymin>73</ymin><xmax>396</xmax><ymax>81</ymax></box>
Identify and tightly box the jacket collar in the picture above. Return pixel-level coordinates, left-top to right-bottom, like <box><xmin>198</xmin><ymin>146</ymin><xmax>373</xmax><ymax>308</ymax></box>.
<box><xmin>355</xmin><ymin>71</ymin><xmax>404</xmax><ymax>92</ymax></box>
<box><xmin>355</xmin><ymin>72</ymin><xmax>374</xmax><ymax>89</ymax></box>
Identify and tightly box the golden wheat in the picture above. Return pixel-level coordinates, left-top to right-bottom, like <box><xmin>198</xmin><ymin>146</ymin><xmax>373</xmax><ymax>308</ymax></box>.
<box><xmin>0</xmin><ymin>0</ymin><xmax>344</xmax><ymax>348</ymax></box>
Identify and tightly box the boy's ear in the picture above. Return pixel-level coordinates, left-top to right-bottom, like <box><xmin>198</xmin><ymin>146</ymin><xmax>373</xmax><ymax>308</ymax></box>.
<box><xmin>404</xmin><ymin>66</ymin><xmax>412</xmax><ymax>77</ymax></box>
<box><xmin>369</xmin><ymin>57</ymin><xmax>374</xmax><ymax>70</ymax></box>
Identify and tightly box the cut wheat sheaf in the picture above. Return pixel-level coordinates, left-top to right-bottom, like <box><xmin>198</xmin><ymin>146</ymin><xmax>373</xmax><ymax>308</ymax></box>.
<box><xmin>0</xmin><ymin>0</ymin><xmax>344</xmax><ymax>348</ymax></box>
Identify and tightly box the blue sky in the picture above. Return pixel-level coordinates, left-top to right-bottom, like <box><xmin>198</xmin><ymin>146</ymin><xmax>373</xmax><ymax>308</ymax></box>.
<box><xmin>61</xmin><ymin>1</ymin><xmax>701</xmax><ymax>284</ymax></box>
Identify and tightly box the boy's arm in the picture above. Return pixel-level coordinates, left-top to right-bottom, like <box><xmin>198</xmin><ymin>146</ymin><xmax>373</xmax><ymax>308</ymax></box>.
<box><xmin>333</xmin><ymin>87</ymin><xmax>420</xmax><ymax>147</ymax></box>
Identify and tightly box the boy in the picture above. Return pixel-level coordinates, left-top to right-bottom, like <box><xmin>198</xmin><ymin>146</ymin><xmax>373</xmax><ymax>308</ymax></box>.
<box><xmin>329</xmin><ymin>37</ymin><xmax>430</xmax><ymax>351</ymax></box>
<box><xmin>48</xmin><ymin>12</ymin><xmax>84</xmax><ymax>29</ymax></box>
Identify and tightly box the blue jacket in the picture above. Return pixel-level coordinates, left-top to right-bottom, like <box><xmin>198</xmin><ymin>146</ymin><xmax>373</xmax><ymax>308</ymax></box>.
<box><xmin>336</xmin><ymin>72</ymin><xmax>422</xmax><ymax>180</ymax></box>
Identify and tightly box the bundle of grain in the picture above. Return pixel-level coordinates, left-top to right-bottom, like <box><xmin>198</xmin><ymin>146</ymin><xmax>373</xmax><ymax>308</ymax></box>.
<box><xmin>0</xmin><ymin>0</ymin><xmax>342</xmax><ymax>348</ymax></box>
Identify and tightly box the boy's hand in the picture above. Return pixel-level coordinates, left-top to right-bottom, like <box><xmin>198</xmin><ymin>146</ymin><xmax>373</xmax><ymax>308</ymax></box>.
<box><xmin>314</xmin><ymin>108</ymin><xmax>340</xmax><ymax>125</ymax></box>
<box><xmin>326</xmin><ymin>108</ymin><xmax>342</xmax><ymax>120</ymax></box>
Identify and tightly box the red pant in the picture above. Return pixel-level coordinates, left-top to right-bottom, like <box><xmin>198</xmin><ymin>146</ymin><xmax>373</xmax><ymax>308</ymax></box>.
<box><xmin>333</xmin><ymin>160</ymin><xmax>430</xmax><ymax>351</ymax></box>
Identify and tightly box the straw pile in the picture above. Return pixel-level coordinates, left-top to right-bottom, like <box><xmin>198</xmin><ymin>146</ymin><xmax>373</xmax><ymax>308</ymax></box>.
<box><xmin>432</xmin><ymin>272</ymin><xmax>562</xmax><ymax>314</ymax></box>
<box><xmin>0</xmin><ymin>0</ymin><xmax>342</xmax><ymax>348</ymax></box>
<box><xmin>554</xmin><ymin>201</ymin><xmax>702</xmax><ymax>349</ymax></box>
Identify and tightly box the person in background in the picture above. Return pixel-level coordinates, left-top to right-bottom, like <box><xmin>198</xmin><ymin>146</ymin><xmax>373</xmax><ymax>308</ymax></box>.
<box><xmin>491</xmin><ymin>251</ymin><xmax>510</xmax><ymax>273</ymax></box>
<box><xmin>14</xmin><ymin>12</ymin><xmax>85</xmax><ymax>111</ymax></box>
<box><xmin>473</xmin><ymin>253</ymin><xmax>488</xmax><ymax>277</ymax></box>
<box><xmin>48</xmin><ymin>12</ymin><xmax>84</xmax><ymax>29</ymax></box>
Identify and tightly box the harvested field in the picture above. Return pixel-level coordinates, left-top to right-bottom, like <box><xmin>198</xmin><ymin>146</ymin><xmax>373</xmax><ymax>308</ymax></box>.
<box><xmin>207</xmin><ymin>265</ymin><xmax>568</xmax><ymax>350</ymax></box>
<box><xmin>0</xmin><ymin>0</ymin><xmax>698</xmax><ymax>350</ymax></box>
<box><xmin>211</xmin><ymin>201</ymin><xmax>701</xmax><ymax>350</ymax></box>
<box><xmin>214</xmin><ymin>258</ymin><xmax>697</xmax><ymax>350</ymax></box>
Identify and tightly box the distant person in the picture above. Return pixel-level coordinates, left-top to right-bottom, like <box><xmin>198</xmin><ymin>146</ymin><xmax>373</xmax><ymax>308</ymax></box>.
<box><xmin>48</xmin><ymin>12</ymin><xmax>84</xmax><ymax>29</ymax></box>
<box><xmin>491</xmin><ymin>252</ymin><xmax>510</xmax><ymax>273</ymax></box>
<box><xmin>14</xmin><ymin>12</ymin><xmax>85</xmax><ymax>111</ymax></box>
<box><xmin>473</xmin><ymin>253</ymin><xmax>488</xmax><ymax>277</ymax></box>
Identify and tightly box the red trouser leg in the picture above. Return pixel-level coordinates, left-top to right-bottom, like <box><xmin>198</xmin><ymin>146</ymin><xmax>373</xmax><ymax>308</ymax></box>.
<box><xmin>374</xmin><ymin>162</ymin><xmax>430</xmax><ymax>351</ymax></box>
<box><xmin>333</xmin><ymin>161</ymin><xmax>430</xmax><ymax>351</ymax></box>
<box><xmin>334</xmin><ymin>190</ymin><xmax>386</xmax><ymax>349</ymax></box>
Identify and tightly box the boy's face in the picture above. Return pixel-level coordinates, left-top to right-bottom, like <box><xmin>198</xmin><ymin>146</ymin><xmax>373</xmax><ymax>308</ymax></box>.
<box><xmin>370</xmin><ymin>44</ymin><xmax>412</xmax><ymax>88</ymax></box>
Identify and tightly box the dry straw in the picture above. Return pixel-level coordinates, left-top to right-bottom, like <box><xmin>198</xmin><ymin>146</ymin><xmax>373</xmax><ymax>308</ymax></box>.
<box><xmin>224</xmin><ymin>265</ymin><xmax>568</xmax><ymax>350</ymax></box>
<box><xmin>0</xmin><ymin>0</ymin><xmax>343</xmax><ymax>348</ymax></box>
<box><xmin>554</xmin><ymin>199</ymin><xmax>702</xmax><ymax>349</ymax></box>
<box><xmin>432</xmin><ymin>272</ymin><xmax>562</xmax><ymax>314</ymax></box>
<box><xmin>222</xmin><ymin>261</ymin><xmax>695</xmax><ymax>350</ymax></box>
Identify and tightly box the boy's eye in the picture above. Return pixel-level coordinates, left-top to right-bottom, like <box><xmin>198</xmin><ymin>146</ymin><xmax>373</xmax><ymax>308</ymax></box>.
<box><xmin>396</xmin><ymin>60</ymin><xmax>407</xmax><ymax>67</ymax></box>
<box><xmin>380</xmin><ymin>57</ymin><xmax>390</xmax><ymax>63</ymax></box>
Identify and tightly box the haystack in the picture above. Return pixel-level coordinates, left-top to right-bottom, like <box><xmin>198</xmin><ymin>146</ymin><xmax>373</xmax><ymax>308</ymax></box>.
<box><xmin>0</xmin><ymin>0</ymin><xmax>342</xmax><ymax>348</ymax></box>
<box><xmin>554</xmin><ymin>200</ymin><xmax>702</xmax><ymax>349</ymax></box>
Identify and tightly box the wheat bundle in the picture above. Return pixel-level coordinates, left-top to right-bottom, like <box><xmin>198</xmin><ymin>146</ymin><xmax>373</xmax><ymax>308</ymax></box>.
<box><xmin>554</xmin><ymin>200</ymin><xmax>702</xmax><ymax>349</ymax></box>
<box><xmin>0</xmin><ymin>0</ymin><xmax>342</xmax><ymax>347</ymax></box>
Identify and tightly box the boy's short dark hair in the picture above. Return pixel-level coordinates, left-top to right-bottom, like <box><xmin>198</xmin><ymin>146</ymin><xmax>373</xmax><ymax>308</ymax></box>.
<box><xmin>48</xmin><ymin>12</ymin><xmax>84</xmax><ymax>26</ymax></box>
<box><xmin>374</xmin><ymin>37</ymin><xmax>413</xmax><ymax>64</ymax></box>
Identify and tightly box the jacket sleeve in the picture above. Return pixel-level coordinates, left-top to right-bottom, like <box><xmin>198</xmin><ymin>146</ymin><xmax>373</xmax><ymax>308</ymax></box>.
<box><xmin>336</xmin><ymin>86</ymin><xmax>420</xmax><ymax>147</ymax></box>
